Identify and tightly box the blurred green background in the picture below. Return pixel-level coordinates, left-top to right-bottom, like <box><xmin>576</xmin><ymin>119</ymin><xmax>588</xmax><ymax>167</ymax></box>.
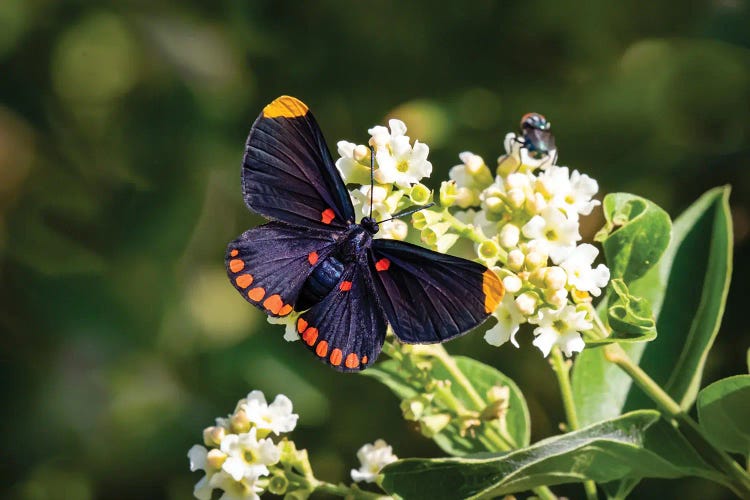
<box><xmin>1</xmin><ymin>1</ymin><xmax>749</xmax><ymax>499</ymax></box>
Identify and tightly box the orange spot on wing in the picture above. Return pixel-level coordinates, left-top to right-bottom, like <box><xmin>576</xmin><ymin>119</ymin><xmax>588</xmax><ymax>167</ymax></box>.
<box><xmin>330</xmin><ymin>348</ymin><xmax>343</xmax><ymax>366</ymax></box>
<box><xmin>229</xmin><ymin>259</ymin><xmax>245</xmax><ymax>273</ymax></box>
<box><xmin>482</xmin><ymin>269</ymin><xmax>505</xmax><ymax>314</ymax></box>
<box><xmin>339</xmin><ymin>280</ymin><xmax>352</xmax><ymax>291</ymax></box>
<box><xmin>230</xmin><ymin>249</ymin><xmax>239</xmax><ymax>257</ymax></box>
<box><xmin>345</xmin><ymin>353</ymin><xmax>359</xmax><ymax>369</ymax></box>
<box><xmin>321</xmin><ymin>208</ymin><xmax>335</xmax><ymax>224</ymax></box>
<box><xmin>361</xmin><ymin>355</ymin><xmax>368</xmax><ymax>364</ymax></box>
<box><xmin>297</xmin><ymin>318</ymin><xmax>308</xmax><ymax>333</ymax></box>
<box><xmin>308</xmin><ymin>251</ymin><xmax>319</xmax><ymax>265</ymax></box>
<box><xmin>278</xmin><ymin>304</ymin><xmax>293</xmax><ymax>316</ymax></box>
<box><xmin>236</xmin><ymin>274</ymin><xmax>254</xmax><ymax>289</ymax></box>
<box><xmin>375</xmin><ymin>258</ymin><xmax>391</xmax><ymax>271</ymax></box>
<box><xmin>315</xmin><ymin>340</ymin><xmax>328</xmax><ymax>357</ymax></box>
<box><xmin>263</xmin><ymin>294</ymin><xmax>284</xmax><ymax>314</ymax></box>
<box><xmin>262</xmin><ymin>96</ymin><xmax>309</xmax><ymax>118</ymax></box>
<box><xmin>248</xmin><ymin>287</ymin><xmax>265</xmax><ymax>301</ymax></box>
<box><xmin>303</xmin><ymin>327</ymin><xmax>318</xmax><ymax>346</ymax></box>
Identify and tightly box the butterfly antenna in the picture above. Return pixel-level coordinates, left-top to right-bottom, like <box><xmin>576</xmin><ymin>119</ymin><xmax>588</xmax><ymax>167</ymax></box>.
<box><xmin>377</xmin><ymin>202</ymin><xmax>436</xmax><ymax>224</ymax></box>
<box><xmin>368</xmin><ymin>145</ymin><xmax>375</xmax><ymax>218</ymax></box>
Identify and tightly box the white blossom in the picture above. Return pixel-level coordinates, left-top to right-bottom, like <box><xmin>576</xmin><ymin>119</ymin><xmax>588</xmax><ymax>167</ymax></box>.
<box><xmin>528</xmin><ymin>305</ymin><xmax>592</xmax><ymax>357</ymax></box>
<box><xmin>369</xmin><ymin>119</ymin><xmax>432</xmax><ymax>188</ymax></box>
<box><xmin>522</xmin><ymin>206</ymin><xmax>581</xmax><ymax>264</ymax></box>
<box><xmin>351</xmin><ymin>439</ymin><xmax>398</xmax><ymax>483</ymax></box>
<box><xmin>240</xmin><ymin>390</ymin><xmax>298</xmax><ymax>435</ymax></box>
<box><xmin>209</xmin><ymin>470</ymin><xmax>265</xmax><ymax>500</ymax></box>
<box><xmin>484</xmin><ymin>294</ymin><xmax>525</xmax><ymax>347</ymax></box>
<box><xmin>220</xmin><ymin>427</ymin><xmax>280</xmax><ymax>481</ymax></box>
<box><xmin>559</xmin><ymin>243</ymin><xmax>610</xmax><ymax>297</ymax></box>
<box><xmin>535</xmin><ymin>165</ymin><xmax>600</xmax><ymax>218</ymax></box>
<box><xmin>335</xmin><ymin>141</ymin><xmax>371</xmax><ymax>185</ymax></box>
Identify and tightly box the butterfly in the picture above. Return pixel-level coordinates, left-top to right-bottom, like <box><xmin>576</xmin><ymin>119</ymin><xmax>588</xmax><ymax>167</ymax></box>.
<box><xmin>226</xmin><ymin>96</ymin><xmax>504</xmax><ymax>372</ymax></box>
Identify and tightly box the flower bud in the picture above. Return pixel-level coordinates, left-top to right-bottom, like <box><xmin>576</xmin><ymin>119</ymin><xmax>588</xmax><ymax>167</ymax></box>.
<box><xmin>412</xmin><ymin>210</ymin><xmax>443</xmax><ymax>230</ymax></box>
<box><xmin>524</xmin><ymin>249</ymin><xmax>548</xmax><ymax>270</ymax></box>
<box><xmin>409</xmin><ymin>183</ymin><xmax>432</xmax><ymax>205</ymax></box>
<box><xmin>506</xmin><ymin>189</ymin><xmax>526</xmax><ymax>209</ymax></box>
<box><xmin>507</xmin><ymin>249</ymin><xmax>525</xmax><ymax>271</ymax></box>
<box><xmin>230</xmin><ymin>409</ymin><xmax>251</xmax><ymax>433</ymax></box>
<box><xmin>439</xmin><ymin>180</ymin><xmax>457</xmax><ymax>207</ymax></box>
<box><xmin>203</xmin><ymin>426</ymin><xmax>226</xmax><ymax>447</ymax></box>
<box><xmin>419</xmin><ymin>414</ymin><xmax>451</xmax><ymax>438</ymax></box>
<box><xmin>545</xmin><ymin>266</ymin><xmax>567</xmax><ymax>290</ymax></box>
<box><xmin>528</xmin><ymin>268</ymin><xmax>547</xmax><ymax>287</ymax></box>
<box><xmin>268</xmin><ymin>474</ymin><xmax>290</xmax><ymax>495</ymax></box>
<box><xmin>455</xmin><ymin>187</ymin><xmax>477</xmax><ymax>208</ymax></box>
<box><xmin>459</xmin><ymin>151</ymin><xmax>494</xmax><ymax>186</ymax></box>
<box><xmin>435</xmin><ymin>233</ymin><xmax>459</xmax><ymax>254</ymax></box>
<box><xmin>381</xmin><ymin>220</ymin><xmax>408</xmax><ymax>241</ymax></box>
<box><xmin>525</xmin><ymin>192</ymin><xmax>547</xmax><ymax>214</ymax></box>
<box><xmin>572</xmin><ymin>289</ymin><xmax>592</xmax><ymax>304</ymax></box>
<box><xmin>546</xmin><ymin>288</ymin><xmax>568</xmax><ymax>309</ymax></box>
<box><xmin>206</xmin><ymin>449</ymin><xmax>227</xmax><ymax>470</ymax></box>
<box><xmin>487</xmin><ymin>385</ymin><xmax>510</xmax><ymax>404</ymax></box>
<box><xmin>401</xmin><ymin>397</ymin><xmax>427</xmax><ymax>421</ymax></box>
<box><xmin>484</xmin><ymin>196</ymin><xmax>505</xmax><ymax>214</ymax></box>
<box><xmin>502</xmin><ymin>275</ymin><xmax>522</xmax><ymax>294</ymax></box>
<box><xmin>515</xmin><ymin>292</ymin><xmax>538</xmax><ymax>316</ymax></box>
<box><xmin>477</xmin><ymin>239</ymin><xmax>500</xmax><ymax>262</ymax></box>
<box><xmin>499</xmin><ymin>224</ymin><xmax>520</xmax><ymax>249</ymax></box>
<box><xmin>353</xmin><ymin>144</ymin><xmax>370</xmax><ymax>163</ymax></box>
<box><xmin>421</xmin><ymin>222</ymin><xmax>450</xmax><ymax>247</ymax></box>
<box><xmin>497</xmin><ymin>153</ymin><xmax>521</xmax><ymax>177</ymax></box>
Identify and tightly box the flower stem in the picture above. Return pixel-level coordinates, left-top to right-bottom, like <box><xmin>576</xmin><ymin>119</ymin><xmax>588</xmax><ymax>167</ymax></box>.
<box><xmin>550</xmin><ymin>348</ymin><xmax>598</xmax><ymax>500</ymax></box>
<box><xmin>312</xmin><ymin>480</ymin><xmax>389</xmax><ymax>499</ymax></box>
<box><xmin>604</xmin><ymin>343</ymin><xmax>750</xmax><ymax>498</ymax></box>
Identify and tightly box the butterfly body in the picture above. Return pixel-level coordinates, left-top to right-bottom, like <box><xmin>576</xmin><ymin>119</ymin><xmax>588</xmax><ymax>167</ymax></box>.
<box><xmin>227</xmin><ymin>96</ymin><xmax>503</xmax><ymax>371</ymax></box>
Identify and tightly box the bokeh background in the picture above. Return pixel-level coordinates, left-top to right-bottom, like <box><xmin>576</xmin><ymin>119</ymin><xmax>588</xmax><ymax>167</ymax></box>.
<box><xmin>2</xmin><ymin>1</ymin><xmax>749</xmax><ymax>499</ymax></box>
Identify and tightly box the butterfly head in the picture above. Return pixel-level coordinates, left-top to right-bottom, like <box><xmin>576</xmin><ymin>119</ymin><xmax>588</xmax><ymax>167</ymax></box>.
<box><xmin>360</xmin><ymin>216</ymin><xmax>380</xmax><ymax>235</ymax></box>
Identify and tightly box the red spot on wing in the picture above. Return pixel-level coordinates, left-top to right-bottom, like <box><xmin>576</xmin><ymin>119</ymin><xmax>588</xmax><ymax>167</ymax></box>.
<box><xmin>303</xmin><ymin>327</ymin><xmax>318</xmax><ymax>346</ymax></box>
<box><xmin>321</xmin><ymin>208</ymin><xmax>335</xmax><ymax>224</ymax></box>
<box><xmin>345</xmin><ymin>353</ymin><xmax>359</xmax><ymax>369</ymax></box>
<box><xmin>263</xmin><ymin>294</ymin><xmax>284</xmax><ymax>314</ymax></box>
<box><xmin>308</xmin><ymin>251</ymin><xmax>319</xmax><ymax>265</ymax></box>
<box><xmin>316</xmin><ymin>340</ymin><xmax>329</xmax><ymax>357</ymax></box>
<box><xmin>278</xmin><ymin>304</ymin><xmax>293</xmax><ymax>316</ymax></box>
<box><xmin>297</xmin><ymin>318</ymin><xmax>308</xmax><ymax>333</ymax></box>
<box><xmin>230</xmin><ymin>249</ymin><xmax>239</xmax><ymax>257</ymax></box>
<box><xmin>361</xmin><ymin>355</ymin><xmax>369</xmax><ymax>364</ymax></box>
<box><xmin>248</xmin><ymin>287</ymin><xmax>265</xmax><ymax>301</ymax></box>
<box><xmin>339</xmin><ymin>280</ymin><xmax>352</xmax><ymax>291</ymax></box>
<box><xmin>236</xmin><ymin>274</ymin><xmax>254</xmax><ymax>289</ymax></box>
<box><xmin>330</xmin><ymin>348</ymin><xmax>343</xmax><ymax>366</ymax></box>
<box><xmin>229</xmin><ymin>259</ymin><xmax>245</xmax><ymax>273</ymax></box>
<box><xmin>375</xmin><ymin>258</ymin><xmax>391</xmax><ymax>271</ymax></box>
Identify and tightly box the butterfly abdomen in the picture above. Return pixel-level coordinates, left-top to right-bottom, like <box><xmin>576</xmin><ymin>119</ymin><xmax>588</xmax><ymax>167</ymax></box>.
<box><xmin>297</xmin><ymin>256</ymin><xmax>345</xmax><ymax>310</ymax></box>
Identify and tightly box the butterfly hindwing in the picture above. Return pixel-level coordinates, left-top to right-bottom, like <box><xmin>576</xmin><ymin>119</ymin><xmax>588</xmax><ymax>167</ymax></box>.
<box><xmin>226</xmin><ymin>221</ymin><xmax>339</xmax><ymax>317</ymax></box>
<box><xmin>295</xmin><ymin>261</ymin><xmax>387</xmax><ymax>372</ymax></box>
<box><xmin>370</xmin><ymin>239</ymin><xmax>504</xmax><ymax>343</ymax></box>
<box><xmin>242</xmin><ymin>96</ymin><xmax>355</xmax><ymax>229</ymax></box>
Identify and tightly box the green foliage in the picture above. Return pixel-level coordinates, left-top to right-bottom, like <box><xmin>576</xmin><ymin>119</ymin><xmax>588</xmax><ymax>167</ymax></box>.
<box><xmin>379</xmin><ymin>411</ymin><xmax>724</xmax><ymax>499</ymax></box>
<box><xmin>587</xmin><ymin>279</ymin><xmax>656</xmax><ymax>344</ymax></box>
<box><xmin>697</xmin><ymin>375</ymin><xmax>750</xmax><ymax>456</ymax></box>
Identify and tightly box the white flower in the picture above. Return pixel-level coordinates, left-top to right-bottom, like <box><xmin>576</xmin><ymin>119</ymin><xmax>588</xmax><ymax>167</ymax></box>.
<box><xmin>267</xmin><ymin>314</ymin><xmax>301</xmax><ymax>342</ymax></box>
<box><xmin>449</xmin><ymin>151</ymin><xmax>492</xmax><ymax>191</ymax></box>
<box><xmin>240</xmin><ymin>390</ymin><xmax>298</xmax><ymax>435</ymax></box>
<box><xmin>189</xmin><ymin>445</ymin><xmax>225</xmax><ymax>500</ymax></box>
<box><xmin>522</xmin><ymin>206</ymin><xmax>581</xmax><ymax>264</ymax></box>
<box><xmin>559</xmin><ymin>244</ymin><xmax>610</xmax><ymax>297</ymax></box>
<box><xmin>380</xmin><ymin>219</ymin><xmax>408</xmax><ymax>240</ymax></box>
<box><xmin>209</xmin><ymin>470</ymin><xmax>265</xmax><ymax>500</ymax></box>
<box><xmin>351</xmin><ymin>439</ymin><xmax>398</xmax><ymax>483</ymax></box>
<box><xmin>528</xmin><ymin>305</ymin><xmax>592</xmax><ymax>357</ymax></box>
<box><xmin>484</xmin><ymin>294</ymin><xmax>525</xmax><ymax>347</ymax></box>
<box><xmin>369</xmin><ymin>119</ymin><xmax>432</xmax><ymax>188</ymax></box>
<box><xmin>335</xmin><ymin>140</ymin><xmax>371</xmax><ymax>185</ymax></box>
<box><xmin>220</xmin><ymin>427</ymin><xmax>280</xmax><ymax>481</ymax></box>
<box><xmin>535</xmin><ymin>166</ymin><xmax>600</xmax><ymax>218</ymax></box>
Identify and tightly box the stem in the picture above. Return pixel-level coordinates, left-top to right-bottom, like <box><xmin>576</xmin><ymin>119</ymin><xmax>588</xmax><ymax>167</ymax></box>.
<box><xmin>550</xmin><ymin>348</ymin><xmax>598</xmax><ymax>500</ymax></box>
<box><xmin>313</xmin><ymin>481</ymin><xmax>388</xmax><ymax>499</ymax></box>
<box><xmin>604</xmin><ymin>343</ymin><xmax>750</xmax><ymax>498</ymax></box>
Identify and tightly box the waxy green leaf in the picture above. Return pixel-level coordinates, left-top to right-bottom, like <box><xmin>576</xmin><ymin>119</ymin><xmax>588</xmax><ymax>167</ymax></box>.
<box><xmin>697</xmin><ymin>375</ymin><xmax>750</xmax><ymax>455</ymax></box>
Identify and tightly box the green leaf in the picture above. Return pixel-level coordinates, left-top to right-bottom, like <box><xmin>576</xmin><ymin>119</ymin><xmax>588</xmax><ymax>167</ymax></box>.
<box><xmin>697</xmin><ymin>375</ymin><xmax>750</xmax><ymax>455</ymax></box>
<box><xmin>379</xmin><ymin>410</ymin><xmax>724</xmax><ymax>499</ymax></box>
<box><xmin>595</xmin><ymin>193</ymin><xmax>671</xmax><ymax>284</ymax></box>
<box><xmin>364</xmin><ymin>354</ymin><xmax>530</xmax><ymax>455</ymax></box>
<box><xmin>573</xmin><ymin>187</ymin><xmax>733</xmax><ymax>428</ymax></box>
<box><xmin>587</xmin><ymin>279</ymin><xmax>656</xmax><ymax>344</ymax></box>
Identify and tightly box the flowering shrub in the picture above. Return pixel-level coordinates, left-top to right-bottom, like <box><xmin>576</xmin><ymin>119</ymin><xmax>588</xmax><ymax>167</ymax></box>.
<box><xmin>190</xmin><ymin>114</ymin><xmax>750</xmax><ymax>499</ymax></box>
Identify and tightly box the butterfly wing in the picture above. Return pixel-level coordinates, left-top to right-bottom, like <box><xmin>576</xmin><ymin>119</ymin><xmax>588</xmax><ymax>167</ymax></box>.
<box><xmin>370</xmin><ymin>239</ymin><xmax>504</xmax><ymax>343</ymax></box>
<box><xmin>294</xmin><ymin>260</ymin><xmax>387</xmax><ymax>372</ymax></box>
<box><xmin>226</xmin><ymin>221</ymin><xmax>339</xmax><ymax>317</ymax></box>
<box><xmin>242</xmin><ymin>95</ymin><xmax>355</xmax><ymax>229</ymax></box>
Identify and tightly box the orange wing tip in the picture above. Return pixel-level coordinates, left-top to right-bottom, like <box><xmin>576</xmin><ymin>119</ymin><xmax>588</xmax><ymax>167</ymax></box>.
<box><xmin>262</xmin><ymin>96</ymin><xmax>309</xmax><ymax>118</ymax></box>
<box><xmin>482</xmin><ymin>269</ymin><xmax>504</xmax><ymax>314</ymax></box>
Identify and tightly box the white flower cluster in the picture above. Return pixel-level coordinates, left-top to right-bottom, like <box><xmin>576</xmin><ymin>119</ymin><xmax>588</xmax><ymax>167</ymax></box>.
<box><xmin>188</xmin><ymin>390</ymin><xmax>298</xmax><ymax>500</ymax></box>
<box><xmin>336</xmin><ymin>119</ymin><xmax>433</xmax><ymax>240</ymax></box>
<box><xmin>435</xmin><ymin>133</ymin><xmax>610</xmax><ymax>357</ymax></box>
<box><xmin>350</xmin><ymin>439</ymin><xmax>398</xmax><ymax>483</ymax></box>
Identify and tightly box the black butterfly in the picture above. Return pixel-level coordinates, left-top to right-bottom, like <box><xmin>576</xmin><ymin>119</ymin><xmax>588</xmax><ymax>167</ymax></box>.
<box><xmin>226</xmin><ymin>96</ymin><xmax>504</xmax><ymax>372</ymax></box>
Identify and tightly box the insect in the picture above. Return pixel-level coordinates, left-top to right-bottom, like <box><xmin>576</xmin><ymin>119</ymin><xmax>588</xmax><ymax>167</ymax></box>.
<box><xmin>519</xmin><ymin>112</ymin><xmax>555</xmax><ymax>160</ymax></box>
<box><xmin>226</xmin><ymin>96</ymin><xmax>504</xmax><ymax>372</ymax></box>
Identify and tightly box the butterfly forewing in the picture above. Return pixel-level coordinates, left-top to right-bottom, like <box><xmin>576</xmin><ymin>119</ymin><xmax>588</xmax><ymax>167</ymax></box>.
<box><xmin>369</xmin><ymin>239</ymin><xmax>504</xmax><ymax>343</ymax></box>
<box><xmin>226</xmin><ymin>222</ymin><xmax>338</xmax><ymax>317</ymax></box>
<box><xmin>242</xmin><ymin>96</ymin><xmax>355</xmax><ymax>229</ymax></box>
<box><xmin>295</xmin><ymin>261</ymin><xmax>387</xmax><ymax>372</ymax></box>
